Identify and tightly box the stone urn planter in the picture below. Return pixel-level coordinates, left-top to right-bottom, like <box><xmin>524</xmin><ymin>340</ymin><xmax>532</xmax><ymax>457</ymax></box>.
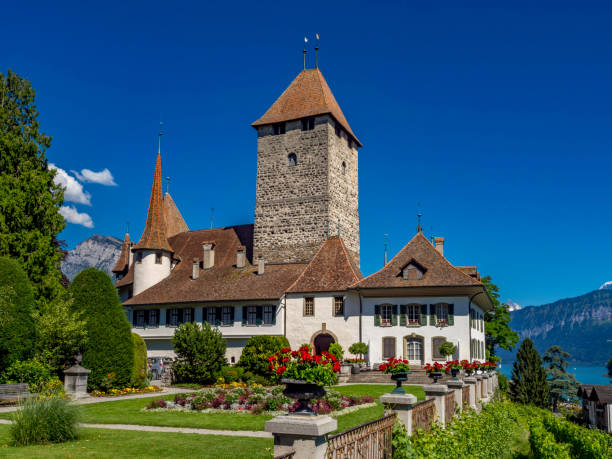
<box><xmin>339</xmin><ymin>364</ymin><xmax>351</xmax><ymax>383</ymax></box>
<box><xmin>351</xmin><ymin>364</ymin><xmax>361</xmax><ymax>374</ymax></box>
<box><xmin>428</xmin><ymin>371</ymin><xmax>444</xmax><ymax>384</ymax></box>
<box><xmin>281</xmin><ymin>379</ymin><xmax>326</xmax><ymax>416</ymax></box>
<box><xmin>390</xmin><ymin>372</ymin><xmax>410</xmax><ymax>394</ymax></box>
<box><xmin>450</xmin><ymin>368</ymin><xmax>460</xmax><ymax>380</ymax></box>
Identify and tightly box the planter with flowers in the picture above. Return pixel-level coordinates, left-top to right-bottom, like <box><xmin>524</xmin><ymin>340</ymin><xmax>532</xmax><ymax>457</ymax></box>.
<box><xmin>424</xmin><ymin>362</ymin><xmax>445</xmax><ymax>384</ymax></box>
<box><xmin>379</xmin><ymin>358</ymin><xmax>411</xmax><ymax>394</ymax></box>
<box><xmin>461</xmin><ymin>360</ymin><xmax>478</xmax><ymax>376</ymax></box>
<box><xmin>267</xmin><ymin>346</ymin><xmax>340</xmax><ymax>416</ymax></box>
<box><xmin>444</xmin><ymin>360</ymin><xmax>462</xmax><ymax>380</ymax></box>
<box><xmin>485</xmin><ymin>361</ymin><xmax>497</xmax><ymax>373</ymax></box>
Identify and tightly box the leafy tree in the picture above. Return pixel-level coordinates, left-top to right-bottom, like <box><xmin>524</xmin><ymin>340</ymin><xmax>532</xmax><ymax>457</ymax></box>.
<box><xmin>543</xmin><ymin>345</ymin><xmax>578</xmax><ymax>412</ymax></box>
<box><xmin>328</xmin><ymin>343</ymin><xmax>344</xmax><ymax>361</ymax></box>
<box><xmin>438</xmin><ymin>341</ymin><xmax>457</xmax><ymax>359</ymax></box>
<box><xmin>236</xmin><ymin>335</ymin><xmax>290</xmax><ymax>380</ymax></box>
<box><xmin>69</xmin><ymin>268</ymin><xmax>133</xmax><ymax>390</ymax></box>
<box><xmin>0</xmin><ymin>70</ymin><xmax>65</xmax><ymax>305</ymax></box>
<box><xmin>511</xmin><ymin>338</ymin><xmax>549</xmax><ymax>408</ymax></box>
<box><xmin>348</xmin><ymin>342</ymin><xmax>368</xmax><ymax>360</ymax></box>
<box><xmin>131</xmin><ymin>333</ymin><xmax>148</xmax><ymax>388</ymax></box>
<box><xmin>481</xmin><ymin>275</ymin><xmax>519</xmax><ymax>361</ymax></box>
<box><xmin>607</xmin><ymin>357</ymin><xmax>612</xmax><ymax>376</ymax></box>
<box><xmin>171</xmin><ymin>322</ymin><xmax>226</xmax><ymax>385</ymax></box>
<box><xmin>0</xmin><ymin>257</ymin><xmax>36</xmax><ymax>371</ymax></box>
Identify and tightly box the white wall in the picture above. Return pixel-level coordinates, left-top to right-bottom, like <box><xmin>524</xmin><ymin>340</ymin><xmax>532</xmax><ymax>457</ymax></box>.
<box><xmin>133</xmin><ymin>250</ymin><xmax>171</xmax><ymax>296</ymax></box>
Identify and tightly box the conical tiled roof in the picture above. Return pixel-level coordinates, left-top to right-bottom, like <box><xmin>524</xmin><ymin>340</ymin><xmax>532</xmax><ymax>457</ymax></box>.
<box><xmin>163</xmin><ymin>193</ymin><xmax>189</xmax><ymax>238</ymax></box>
<box><xmin>133</xmin><ymin>154</ymin><xmax>173</xmax><ymax>252</ymax></box>
<box><xmin>112</xmin><ymin>232</ymin><xmax>131</xmax><ymax>273</ymax></box>
<box><xmin>252</xmin><ymin>68</ymin><xmax>361</xmax><ymax>146</ymax></box>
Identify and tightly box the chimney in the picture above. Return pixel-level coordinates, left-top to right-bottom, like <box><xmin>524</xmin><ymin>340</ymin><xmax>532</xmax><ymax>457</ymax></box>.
<box><xmin>192</xmin><ymin>258</ymin><xmax>199</xmax><ymax>279</ymax></box>
<box><xmin>257</xmin><ymin>256</ymin><xmax>265</xmax><ymax>275</ymax></box>
<box><xmin>202</xmin><ymin>243</ymin><xmax>215</xmax><ymax>269</ymax></box>
<box><xmin>434</xmin><ymin>237</ymin><xmax>444</xmax><ymax>257</ymax></box>
<box><xmin>236</xmin><ymin>246</ymin><xmax>246</xmax><ymax>269</ymax></box>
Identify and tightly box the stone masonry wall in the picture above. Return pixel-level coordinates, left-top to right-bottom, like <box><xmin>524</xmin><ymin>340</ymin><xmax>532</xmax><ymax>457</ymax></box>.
<box><xmin>253</xmin><ymin>115</ymin><xmax>360</xmax><ymax>265</ymax></box>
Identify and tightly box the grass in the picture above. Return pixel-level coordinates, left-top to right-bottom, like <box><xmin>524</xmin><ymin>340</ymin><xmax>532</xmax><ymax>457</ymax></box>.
<box><xmin>0</xmin><ymin>425</ymin><xmax>272</xmax><ymax>458</ymax></box>
<box><xmin>332</xmin><ymin>384</ymin><xmax>425</xmax><ymax>401</ymax></box>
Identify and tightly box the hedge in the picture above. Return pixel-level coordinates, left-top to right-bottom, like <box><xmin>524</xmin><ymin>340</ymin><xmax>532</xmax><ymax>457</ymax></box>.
<box><xmin>236</xmin><ymin>335</ymin><xmax>290</xmax><ymax>381</ymax></box>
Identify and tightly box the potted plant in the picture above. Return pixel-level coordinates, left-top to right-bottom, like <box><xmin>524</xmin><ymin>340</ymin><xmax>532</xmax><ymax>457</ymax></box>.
<box><xmin>267</xmin><ymin>346</ymin><xmax>339</xmax><ymax>416</ymax></box>
<box><xmin>348</xmin><ymin>343</ymin><xmax>368</xmax><ymax>372</ymax></box>
<box><xmin>424</xmin><ymin>362</ymin><xmax>445</xmax><ymax>384</ymax></box>
<box><xmin>444</xmin><ymin>360</ymin><xmax>462</xmax><ymax>380</ymax></box>
<box><xmin>438</xmin><ymin>341</ymin><xmax>457</xmax><ymax>361</ymax></box>
<box><xmin>379</xmin><ymin>358</ymin><xmax>411</xmax><ymax>394</ymax></box>
<box><xmin>486</xmin><ymin>361</ymin><xmax>497</xmax><ymax>373</ymax></box>
<box><xmin>460</xmin><ymin>359</ymin><xmax>475</xmax><ymax>376</ymax></box>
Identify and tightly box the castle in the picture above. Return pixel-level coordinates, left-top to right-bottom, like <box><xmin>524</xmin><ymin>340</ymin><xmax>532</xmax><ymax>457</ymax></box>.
<box><xmin>113</xmin><ymin>63</ymin><xmax>492</xmax><ymax>366</ymax></box>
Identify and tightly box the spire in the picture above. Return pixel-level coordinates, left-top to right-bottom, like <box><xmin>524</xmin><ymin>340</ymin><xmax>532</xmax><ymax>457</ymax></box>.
<box><xmin>133</xmin><ymin>152</ymin><xmax>173</xmax><ymax>252</ymax></box>
<box><xmin>416</xmin><ymin>213</ymin><xmax>423</xmax><ymax>234</ymax></box>
<box><xmin>315</xmin><ymin>33</ymin><xmax>319</xmax><ymax>69</ymax></box>
<box><xmin>112</xmin><ymin>228</ymin><xmax>132</xmax><ymax>273</ymax></box>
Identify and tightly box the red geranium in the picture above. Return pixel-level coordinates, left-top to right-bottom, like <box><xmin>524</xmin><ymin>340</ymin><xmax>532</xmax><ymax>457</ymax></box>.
<box><xmin>424</xmin><ymin>362</ymin><xmax>445</xmax><ymax>374</ymax></box>
<box><xmin>379</xmin><ymin>358</ymin><xmax>410</xmax><ymax>375</ymax></box>
<box><xmin>266</xmin><ymin>346</ymin><xmax>339</xmax><ymax>386</ymax></box>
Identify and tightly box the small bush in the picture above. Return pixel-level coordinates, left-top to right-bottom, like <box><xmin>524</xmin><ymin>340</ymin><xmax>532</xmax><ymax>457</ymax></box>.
<box><xmin>236</xmin><ymin>335</ymin><xmax>290</xmax><ymax>380</ymax></box>
<box><xmin>348</xmin><ymin>342</ymin><xmax>368</xmax><ymax>358</ymax></box>
<box><xmin>328</xmin><ymin>343</ymin><xmax>344</xmax><ymax>361</ymax></box>
<box><xmin>0</xmin><ymin>359</ymin><xmax>51</xmax><ymax>391</ymax></box>
<box><xmin>10</xmin><ymin>396</ymin><xmax>79</xmax><ymax>446</ymax></box>
<box><xmin>131</xmin><ymin>333</ymin><xmax>148</xmax><ymax>388</ymax></box>
<box><xmin>220</xmin><ymin>366</ymin><xmax>245</xmax><ymax>383</ymax></box>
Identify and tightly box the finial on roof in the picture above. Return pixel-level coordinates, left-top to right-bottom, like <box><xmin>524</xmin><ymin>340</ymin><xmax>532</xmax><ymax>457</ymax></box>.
<box><xmin>126</xmin><ymin>221</ymin><xmax>129</xmax><ymax>235</ymax></box>
<box><xmin>417</xmin><ymin>213</ymin><xmax>423</xmax><ymax>234</ymax></box>
<box><xmin>158</xmin><ymin>122</ymin><xmax>163</xmax><ymax>155</ymax></box>
<box><xmin>384</xmin><ymin>233</ymin><xmax>388</xmax><ymax>266</ymax></box>
<box><xmin>210</xmin><ymin>207</ymin><xmax>214</xmax><ymax>229</ymax></box>
<box><xmin>303</xmin><ymin>36</ymin><xmax>308</xmax><ymax>70</ymax></box>
<box><xmin>166</xmin><ymin>176</ymin><xmax>170</xmax><ymax>195</ymax></box>
<box><xmin>315</xmin><ymin>33</ymin><xmax>319</xmax><ymax>68</ymax></box>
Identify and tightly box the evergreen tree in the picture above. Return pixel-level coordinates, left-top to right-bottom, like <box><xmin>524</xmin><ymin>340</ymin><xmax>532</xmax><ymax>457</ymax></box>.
<box><xmin>0</xmin><ymin>70</ymin><xmax>66</xmax><ymax>305</ymax></box>
<box><xmin>543</xmin><ymin>345</ymin><xmax>578</xmax><ymax>412</ymax></box>
<box><xmin>69</xmin><ymin>268</ymin><xmax>133</xmax><ymax>390</ymax></box>
<box><xmin>511</xmin><ymin>338</ymin><xmax>549</xmax><ymax>408</ymax></box>
<box><xmin>607</xmin><ymin>357</ymin><xmax>612</xmax><ymax>376</ymax></box>
<box><xmin>0</xmin><ymin>257</ymin><xmax>36</xmax><ymax>370</ymax></box>
<box><xmin>481</xmin><ymin>275</ymin><xmax>519</xmax><ymax>361</ymax></box>
<box><xmin>172</xmin><ymin>322</ymin><xmax>226</xmax><ymax>385</ymax></box>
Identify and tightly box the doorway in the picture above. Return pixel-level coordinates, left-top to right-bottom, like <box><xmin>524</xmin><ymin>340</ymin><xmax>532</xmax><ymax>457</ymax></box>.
<box><xmin>314</xmin><ymin>333</ymin><xmax>335</xmax><ymax>355</ymax></box>
<box><xmin>404</xmin><ymin>336</ymin><xmax>424</xmax><ymax>366</ymax></box>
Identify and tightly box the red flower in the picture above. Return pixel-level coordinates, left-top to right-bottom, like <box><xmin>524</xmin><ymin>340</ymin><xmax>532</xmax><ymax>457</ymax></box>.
<box><xmin>280</xmin><ymin>348</ymin><xmax>291</xmax><ymax>353</ymax></box>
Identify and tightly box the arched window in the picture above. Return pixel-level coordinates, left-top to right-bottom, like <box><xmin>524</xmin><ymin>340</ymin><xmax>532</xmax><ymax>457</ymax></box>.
<box><xmin>342</xmin><ymin>161</ymin><xmax>346</xmax><ymax>175</ymax></box>
<box><xmin>288</xmin><ymin>153</ymin><xmax>297</xmax><ymax>166</ymax></box>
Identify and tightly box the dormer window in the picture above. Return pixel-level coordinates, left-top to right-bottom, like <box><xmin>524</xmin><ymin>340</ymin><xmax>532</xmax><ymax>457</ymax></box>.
<box><xmin>402</xmin><ymin>261</ymin><xmax>425</xmax><ymax>280</ymax></box>
<box><xmin>301</xmin><ymin>117</ymin><xmax>315</xmax><ymax>131</ymax></box>
<box><xmin>155</xmin><ymin>251</ymin><xmax>162</xmax><ymax>264</ymax></box>
<box><xmin>273</xmin><ymin>123</ymin><xmax>285</xmax><ymax>135</ymax></box>
<box><xmin>288</xmin><ymin>153</ymin><xmax>297</xmax><ymax>166</ymax></box>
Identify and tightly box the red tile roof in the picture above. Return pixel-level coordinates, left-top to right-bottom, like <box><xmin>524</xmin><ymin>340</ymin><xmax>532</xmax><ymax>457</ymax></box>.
<box><xmin>353</xmin><ymin>232</ymin><xmax>484</xmax><ymax>289</ymax></box>
<box><xmin>124</xmin><ymin>225</ymin><xmax>307</xmax><ymax>305</ymax></box>
<box><xmin>133</xmin><ymin>154</ymin><xmax>173</xmax><ymax>252</ymax></box>
<box><xmin>287</xmin><ymin>237</ymin><xmax>363</xmax><ymax>293</ymax></box>
<box><xmin>163</xmin><ymin>193</ymin><xmax>189</xmax><ymax>238</ymax></box>
<box><xmin>112</xmin><ymin>232</ymin><xmax>131</xmax><ymax>274</ymax></box>
<box><xmin>252</xmin><ymin>68</ymin><xmax>361</xmax><ymax>146</ymax></box>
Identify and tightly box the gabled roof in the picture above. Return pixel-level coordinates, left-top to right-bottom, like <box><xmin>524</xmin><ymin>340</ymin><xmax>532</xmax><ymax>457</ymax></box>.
<box><xmin>124</xmin><ymin>225</ymin><xmax>307</xmax><ymax>305</ymax></box>
<box><xmin>589</xmin><ymin>385</ymin><xmax>612</xmax><ymax>404</ymax></box>
<box><xmin>287</xmin><ymin>237</ymin><xmax>363</xmax><ymax>293</ymax></box>
<box><xmin>252</xmin><ymin>68</ymin><xmax>361</xmax><ymax>146</ymax></box>
<box><xmin>133</xmin><ymin>154</ymin><xmax>173</xmax><ymax>252</ymax></box>
<box><xmin>163</xmin><ymin>193</ymin><xmax>189</xmax><ymax>238</ymax></box>
<box><xmin>353</xmin><ymin>232</ymin><xmax>484</xmax><ymax>289</ymax></box>
<box><xmin>112</xmin><ymin>232</ymin><xmax>131</xmax><ymax>274</ymax></box>
<box><xmin>577</xmin><ymin>385</ymin><xmax>594</xmax><ymax>398</ymax></box>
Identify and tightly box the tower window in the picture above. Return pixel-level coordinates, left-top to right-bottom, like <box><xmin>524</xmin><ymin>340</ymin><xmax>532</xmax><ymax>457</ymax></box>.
<box><xmin>301</xmin><ymin>117</ymin><xmax>315</xmax><ymax>131</ymax></box>
<box><xmin>303</xmin><ymin>297</ymin><xmax>314</xmax><ymax>316</ymax></box>
<box><xmin>155</xmin><ymin>251</ymin><xmax>162</xmax><ymax>264</ymax></box>
<box><xmin>273</xmin><ymin>123</ymin><xmax>285</xmax><ymax>135</ymax></box>
<box><xmin>341</xmin><ymin>161</ymin><xmax>346</xmax><ymax>175</ymax></box>
<box><xmin>334</xmin><ymin>296</ymin><xmax>344</xmax><ymax>316</ymax></box>
<box><xmin>288</xmin><ymin>153</ymin><xmax>297</xmax><ymax>166</ymax></box>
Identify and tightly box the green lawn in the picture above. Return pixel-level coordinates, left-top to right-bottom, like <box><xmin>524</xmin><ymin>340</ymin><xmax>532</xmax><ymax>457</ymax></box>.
<box><xmin>332</xmin><ymin>384</ymin><xmax>425</xmax><ymax>401</ymax></box>
<box><xmin>0</xmin><ymin>425</ymin><xmax>272</xmax><ymax>458</ymax></box>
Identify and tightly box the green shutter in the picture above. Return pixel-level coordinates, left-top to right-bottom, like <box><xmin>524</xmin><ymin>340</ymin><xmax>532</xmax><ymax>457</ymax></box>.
<box><xmin>419</xmin><ymin>304</ymin><xmax>427</xmax><ymax>326</ymax></box>
<box><xmin>399</xmin><ymin>305</ymin><xmax>407</xmax><ymax>326</ymax></box>
<box><xmin>429</xmin><ymin>304</ymin><xmax>436</xmax><ymax>325</ymax></box>
<box><xmin>448</xmin><ymin>304</ymin><xmax>454</xmax><ymax>326</ymax></box>
<box><xmin>242</xmin><ymin>306</ymin><xmax>247</xmax><ymax>325</ymax></box>
<box><xmin>202</xmin><ymin>307</ymin><xmax>208</xmax><ymax>323</ymax></box>
<box><xmin>374</xmin><ymin>305</ymin><xmax>380</xmax><ymax>326</ymax></box>
<box><xmin>215</xmin><ymin>307</ymin><xmax>222</xmax><ymax>326</ymax></box>
<box><xmin>392</xmin><ymin>305</ymin><xmax>398</xmax><ymax>326</ymax></box>
<box><xmin>230</xmin><ymin>307</ymin><xmax>235</xmax><ymax>323</ymax></box>
<box><xmin>271</xmin><ymin>306</ymin><xmax>276</xmax><ymax>325</ymax></box>
<box><xmin>256</xmin><ymin>306</ymin><xmax>263</xmax><ymax>325</ymax></box>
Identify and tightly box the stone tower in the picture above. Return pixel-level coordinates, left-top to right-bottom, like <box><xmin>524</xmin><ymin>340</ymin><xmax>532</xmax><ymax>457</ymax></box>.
<box><xmin>252</xmin><ymin>68</ymin><xmax>361</xmax><ymax>265</ymax></box>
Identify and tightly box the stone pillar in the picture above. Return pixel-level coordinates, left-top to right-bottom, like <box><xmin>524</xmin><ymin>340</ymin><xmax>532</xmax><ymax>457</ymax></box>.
<box><xmin>446</xmin><ymin>379</ymin><xmax>464</xmax><ymax>413</ymax></box>
<box><xmin>63</xmin><ymin>364</ymin><xmax>91</xmax><ymax>398</ymax></box>
<box><xmin>379</xmin><ymin>393</ymin><xmax>418</xmax><ymax>435</ymax></box>
<box><xmin>266</xmin><ymin>415</ymin><xmax>337</xmax><ymax>459</ymax></box>
<box><xmin>487</xmin><ymin>374</ymin><xmax>494</xmax><ymax>396</ymax></box>
<box><xmin>463</xmin><ymin>377</ymin><xmax>477</xmax><ymax>409</ymax></box>
<box><xmin>423</xmin><ymin>384</ymin><xmax>449</xmax><ymax>426</ymax></box>
<box><xmin>475</xmin><ymin>374</ymin><xmax>483</xmax><ymax>402</ymax></box>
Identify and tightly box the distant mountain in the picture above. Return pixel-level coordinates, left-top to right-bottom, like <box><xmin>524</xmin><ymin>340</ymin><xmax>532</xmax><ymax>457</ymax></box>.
<box><xmin>499</xmin><ymin>289</ymin><xmax>612</xmax><ymax>367</ymax></box>
<box><xmin>599</xmin><ymin>281</ymin><xmax>612</xmax><ymax>290</ymax></box>
<box><xmin>61</xmin><ymin>235</ymin><xmax>122</xmax><ymax>281</ymax></box>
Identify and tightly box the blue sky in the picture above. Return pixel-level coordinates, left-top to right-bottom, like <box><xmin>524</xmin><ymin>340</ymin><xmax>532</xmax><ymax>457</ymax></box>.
<box><xmin>2</xmin><ymin>1</ymin><xmax>611</xmax><ymax>306</ymax></box>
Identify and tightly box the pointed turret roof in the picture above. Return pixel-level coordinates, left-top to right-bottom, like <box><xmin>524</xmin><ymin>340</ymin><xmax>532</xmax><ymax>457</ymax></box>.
<box><xmin>163</xmin><ymin>193</ymin><xmax>189</xmax><ymax>238</ymax></box>
<box><xmin>287</xmin><ymin>237</ymin><xmax>363</xmax><ymax>293</ymax></box>
<box><xmin>252</xmin><ymin>68</ymin><xmax>361</xmax><ymax>146</ymax></box>
<box><xmin>112</xmin><ymin>232</ymin><xmax>132</xmax><ymax>274</ymax></box>
<box><xmin>133</xmin><ymin>154</ymin><xmax>173</xmax><ymax>252</ymax></box>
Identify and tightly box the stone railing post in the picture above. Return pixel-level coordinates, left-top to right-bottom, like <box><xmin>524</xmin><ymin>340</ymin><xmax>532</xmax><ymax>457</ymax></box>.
<box><xmin>423</xmin><ymin>384</ymin><xmax>449</xmax><ymax>426</ymax></box>
<box><xmin>379</xmin><ymin>393</ymin><xmax>418</xmax><ymax>435</ymax></box>
<box><xmin>474</xmin><ymin>374</ymin><xmax>483</xmax><ymax>402</ymax></box>
<box><xmin>63</xmin><ymin>364</ymin><xmax>91</xmax><ymax>398</ymax></box>
<box><xmin>265</xmin><ymin>415</ymin><xmax>337</xmax><ymax>459</ymax></box>
<box><xmin>463</xmin><ymin>377</ymin><xmax>477</xmax><ymax>409</ymax></box>
<box><xmin>487</xmin><ymin>373</ymin><xmax>494</xmax><ymax>397</ymax></box>
<box><xmin>446</xmin><ymin>379</ymin><xmax>464</xmax><ymax>413</ymax></box>
<box><xmin>481</xmin><ymin>374</ymin><xmax>489</xmax><ymax>402</ymax></box>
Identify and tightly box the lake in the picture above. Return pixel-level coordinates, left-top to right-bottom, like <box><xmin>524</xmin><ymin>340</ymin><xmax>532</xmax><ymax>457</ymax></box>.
<box><xmin>499</xmin><ymin>364</ymin><xmax>611</xmax><ymax>385</ymax></box>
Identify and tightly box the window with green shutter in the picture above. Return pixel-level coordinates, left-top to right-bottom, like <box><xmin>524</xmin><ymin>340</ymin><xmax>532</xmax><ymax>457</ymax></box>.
<box><xmin>419</xmin><ymin>304</ymin><xmax>428</xmax><ymax>326</ymax></box>
<box><xmin>448</xmin><ymin>304</ymin><xmax>454</xmax><ymax>326</ymax></box>
<box><xmin>429</xmin><ymin>304</ymin><xmax>436</xmax><ymax>325</ymax></box>
<box><xmin>242</xmin><ymin>306</ymin><xmax>248</xmax><ymax>325</ymax></box>
<box><xmin>399</xmin><ymin>305</ymin><xmax>407</xmax><ymax>326</ymax></box>
<box><xmin>215</xmin><ymin>307</ymin><xmax>222</xmax><ymax>326</ymax></box>
<box><xmin>256</xmin><ymin>306</ymin><xmax>263</xmax><ymax>325</ymax></box>
<box><xmin>392</xmin><ymin>305</ymin><xmax>399</xmax><ymax>326</ymax></box>
<box><xmin>374</xmin><ymin>305</ymin><xmax>381</xmax><ymax>326</ymax></box>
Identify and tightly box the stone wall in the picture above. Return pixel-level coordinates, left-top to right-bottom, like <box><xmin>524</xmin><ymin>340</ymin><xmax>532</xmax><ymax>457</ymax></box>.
<box><xmin>253</xmin><ymin>115</ymin><xmax>360</xmax><ymax>265</ymax></box>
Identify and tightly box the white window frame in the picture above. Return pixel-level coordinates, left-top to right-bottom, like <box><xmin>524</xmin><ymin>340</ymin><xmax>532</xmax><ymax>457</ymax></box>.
<box><xmin>381</xmin><ymin>304</ymin><xmax>393</xmax><ymax>327</ymax></box>
<box><xmin>436</xmin><ymin>303</ymin><xmax>449</xmax><ymax>326</ymax></box>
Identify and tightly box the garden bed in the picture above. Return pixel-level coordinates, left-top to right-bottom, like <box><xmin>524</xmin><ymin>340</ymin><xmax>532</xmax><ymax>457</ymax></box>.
<box><xmin>90</xmin><ymin>385</ymin><xmax>163</xmax><ymax>397</ymax></box>
<box><xmin>145</xmin><ymin>385</ymin><xmax>374</xmax><ymax>415</ymax></box>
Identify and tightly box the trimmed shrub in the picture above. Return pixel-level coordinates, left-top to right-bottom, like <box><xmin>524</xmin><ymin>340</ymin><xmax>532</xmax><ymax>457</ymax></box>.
<box><xmin>172</xmin><ymin>322</ymin><xmax>226</xmax><ymax>385</ymax></box>
<box><xmin>69</xmin><ymin>268</ymin><xmax>134</xmax><ymax>390</ymax></box>
<box><xmin>348</xmin><ymin>342</ymin><xmax>368</xmax><ymax>358</ymax></box>
<box><xmin>0</xmin><ymin>359</ymin><xmax>50</xmax><ymax>391</ymax></box>
<box><xmin>10</xmin><ymin>396</ymin><xmax>79</xmax><ymax>446</ymax></box>
<box><xmin>131</xmin><ymin>333</ymin><xmax>148</xmax><ymax>388</ymax></box>
<box><xmin>328</xmin><ymin>343</ymin><xmax>344</xmax><ymax>361</ymax></box>
<box><xmin>236</xmin><ymin>335</ymin><xmax>290</xmax><ymax>379</ymax></box>
<box><xmin>0</xmin><ymin>257</ymin><xmax>36</xmax><ymax>371</ymax></box>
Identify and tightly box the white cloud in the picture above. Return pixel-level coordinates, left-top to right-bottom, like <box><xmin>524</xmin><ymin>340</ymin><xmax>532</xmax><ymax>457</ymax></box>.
<box><xmin>72</xmin><ymin>168</ymin><xmax>117</xmax><ymax>186</ymax></box>
<box><xmin>507</xmin><ymin>300</ymin><xmax>522</xmax><ymax>312</ymax></box>
<box><xmin>59</xmin><ymin>205</ymin><xmax>94</xmax><ymax>228</ymax></box>
<box><xmin>49</xmin><ymin>164</ymin><xmax>91</xmax><ymax>205</ymax></box>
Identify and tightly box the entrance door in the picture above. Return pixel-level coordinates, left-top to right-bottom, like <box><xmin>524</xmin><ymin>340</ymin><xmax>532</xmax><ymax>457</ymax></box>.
<box><xmin>314</xmin><ymin>333</ymin><xmax>335</xmax><ymax>355</ymax></box>
<box><xmin>405</xmin><ymin>337</ymin><xmax>424</xmax><ymax>366</ymax></box>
